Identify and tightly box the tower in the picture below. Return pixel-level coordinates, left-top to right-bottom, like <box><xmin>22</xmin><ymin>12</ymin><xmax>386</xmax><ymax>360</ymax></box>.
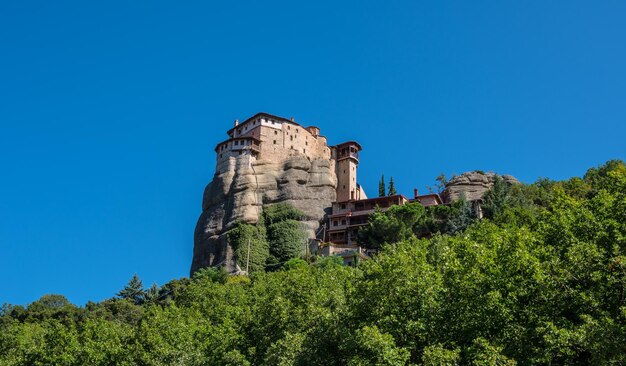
<box><xmin>334</xmin><ymin>141</ymin><xmax>362</xmax><ymax>202</ymax></box>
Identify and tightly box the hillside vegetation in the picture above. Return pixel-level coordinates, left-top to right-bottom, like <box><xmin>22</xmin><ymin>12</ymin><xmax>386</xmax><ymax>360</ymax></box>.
<box><xmin>1</xmin><ymin>160</ymin><xmax>625</xmax><ymax>365</ymax></box>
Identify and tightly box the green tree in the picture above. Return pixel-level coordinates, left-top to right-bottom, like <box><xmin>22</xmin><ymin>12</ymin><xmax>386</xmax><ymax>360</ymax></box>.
<box><xmin>358</xmin><ymin>202</ymin><xmax>426</xmax><ymax>249</ymax></box>
<box><xmin>263</xmin><ymin>204</ymin><xmax>308</xmax><ymax>268</ymax></box>
<box><xmin>267</xmin><ymin>220</ymin><xmax>308</xmax><ymax>265</ymax></box>
<box><xmin>482</xmin><ymin>176</ymin><xmax>511</xmax><ymax>219</ymax></box>
<box><xmin>387</xmin><ymin>176</ymin><xmax>397</xmax><ymax>196</ymax></box>
<box><xmin>228</xmin><ymin>222</ymin><xmax>269</xmax><ymax>273</ymax></box>
<box><xmin>116</xmin><ymin>274</ymin><xmax>145</xmax><ymax>305</ymax></box>
<box><xmin>445</xmin><ymin>193</ymin><xmax>476</xmax><ymax>234</ymax></box>
<box><xmin>343</xmin><ymin>326</ymin><xmax>410</xmax><ymax>366</ymax></box>
<box><xmin>379</xmin><ymin>174</ymin><xmax>386</xmax><ymax>197</ymax></box>
<box><xmin>142</xmin><ymin>283</ymin><xmax>161</xmax><ymax>304</ymax></box>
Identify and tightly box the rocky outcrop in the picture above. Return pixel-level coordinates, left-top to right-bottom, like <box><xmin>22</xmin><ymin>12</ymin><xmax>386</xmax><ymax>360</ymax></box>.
<box><xmin>443</xmin><ymin>171</ymin><xmax>519</xmax><ymax>203</ymax></box>
<box><xmin>191</xmin><ymin>155</ymin><xmax>337</xmax><ymax>275</ymax></box>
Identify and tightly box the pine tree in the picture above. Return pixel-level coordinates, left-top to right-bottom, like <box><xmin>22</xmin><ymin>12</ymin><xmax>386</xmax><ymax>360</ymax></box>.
<box><xmin>482</xmin><ymin>176</ymin><xmax>511</xmax><ymax>219</ymax></box>
<box><xmin>379</xmin><ymin>175</ymin><xmax>386</xmax><ymax>197</ymax></box>
<box><xmin>445</xmin><ymin>192</ymin><xmax>476</xmax><ymax>234</ymax></box>
<box><xmin>142</xmin><ymin>283</ymin><xmax>161</xmax><ymax>304</ymax></box>
<box><xmin>388</xmin><ymin>176</ymin><xmax>397</xmax><ymax>196</ymax></box>
<box><xmin>117</xmin><ymin>274</ymin><xmax>145</xmax><ymax>305</ymax></box>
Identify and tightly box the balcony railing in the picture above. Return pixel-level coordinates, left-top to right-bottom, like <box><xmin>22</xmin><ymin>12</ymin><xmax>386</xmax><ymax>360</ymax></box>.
<box><xmin>338</xmin><ymin>151</ymin><xmax>359</xmax><ymax>160</ymax></box>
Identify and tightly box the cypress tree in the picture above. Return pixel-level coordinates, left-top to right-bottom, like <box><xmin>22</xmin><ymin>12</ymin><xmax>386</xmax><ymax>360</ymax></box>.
<box><xmin>378</xmin><ymin>175</ymin><xmax>386</xmax><ymax>197</ymax></box>
<box><xmin>388</xmin><ymin>176</ymin><xmax>397</xmax><ymax>196</ymax></box>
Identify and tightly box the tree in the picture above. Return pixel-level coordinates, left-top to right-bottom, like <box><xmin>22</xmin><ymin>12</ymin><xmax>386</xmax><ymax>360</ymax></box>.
<box><xmin>387</xmin><ymin>176</ymin><xmax>397</xmax><ymax>196</ymax></box>
<box><xmin>427</xmin><ymin>173</ymin><xmax>448</xmax><ymax>194</ymax></box>
<box><xmin>267</xmin><ymin>220</ymin><xmax>308</xmax><ymax>265</ymax></box>
<box><xmin>379</xmin><ymin>175</ymin><xmax>386</xmax><ymax>197</ymax></box>
<box><xmin>142</xmin><ymin>283</ymin><xmax>161</xmax><ymax>304</ymax></box>
<box><xmin>445</xmin><ymin>193</ymin><xmax>476</xmax><ymax>234</ymax></box>
<box><xmin>116</xmin><ymin>274</ymin><xmax>145</xmax><ymax>305</ymax></box>
<box><xmin>228</xmin><ymin>222</ymin><xmax>269</xmax><ymax>273</ymax></box>
<box><xmin>482</xmin><ymin>176</ymin><xmax>511</xmax><ymax>219</ymax></box>
<box><xmin>358</xmin><ymin>202</ymin><xmax>426</xmax><ymax>249</ymax></box>
<box><xmin>263</xmin><ymin>204</ymin><xmax>308</xmax><ymax>269</ymax></box>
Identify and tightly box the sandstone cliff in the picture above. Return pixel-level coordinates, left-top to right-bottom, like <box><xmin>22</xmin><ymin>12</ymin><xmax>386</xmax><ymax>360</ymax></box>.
<box><xmin>443</xmin><ymin>171</ymin><xmax>519</xmax><ymax>202</ymax></box>
<box><xmin>191</xmin><ymin>155</ymin><xmax>336</xmax><ymax>275</ymax></box>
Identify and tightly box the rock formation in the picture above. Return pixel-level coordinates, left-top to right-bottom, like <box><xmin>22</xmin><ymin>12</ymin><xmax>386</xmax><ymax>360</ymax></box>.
<box><xmin>191</xmin><ymin>154</ymin><xmax>337</xmax><ymax>275</ymax></box>
<box><xmin>191</xmin><ymin>114</ymin><xmax>521</xmax><ymax>275</ymax></box>
<box><xmin>443</xmin><ymin>171</ymin><xmax>519</xmax><ymax>202</ymax></box>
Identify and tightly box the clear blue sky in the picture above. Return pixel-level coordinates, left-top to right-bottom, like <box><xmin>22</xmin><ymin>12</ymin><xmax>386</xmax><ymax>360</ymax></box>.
<box><xmin>1</xmin><ymin>1</ymin><xmax>625</xmax><ymax>306</ymax></box>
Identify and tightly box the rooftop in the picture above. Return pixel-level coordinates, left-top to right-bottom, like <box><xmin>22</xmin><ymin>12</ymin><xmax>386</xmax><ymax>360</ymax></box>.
<box><xmin>227</xmin><ymin>112</ymin><xmax>303</xmax><ymax>136</ymax></box>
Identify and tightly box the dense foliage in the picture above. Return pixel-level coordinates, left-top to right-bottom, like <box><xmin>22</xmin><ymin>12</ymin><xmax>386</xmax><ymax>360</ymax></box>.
<box><xmin>1</xmin><ymin>160</ymin><xmax>625</xmax><ymax>365</ymax></box>
<box><xmin>227</xmin><ymin>203</ymin><xmax>308</xmax><ymax>272</ymax></box>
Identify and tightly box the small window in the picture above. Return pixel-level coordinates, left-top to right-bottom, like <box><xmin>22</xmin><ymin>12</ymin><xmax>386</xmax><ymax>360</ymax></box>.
<box><xmin>275</xmin><ymin>130</ymin><xmax>278</xmax><ymax>135</ymax></box>
<box><xmin>290</xmin><ymin>135</ymin><xmax>293</xmax><ymax>141</ymax></box>
<box><xmin>343</xmin><ymin>185</ymin><xmax>346</xmax><ymax>189</ymax></box>
<box><xmin>341</xmin><ymin>204</ymin><xmax>346</xmax><ymax>209</ymax></box>
<box><xmin>220</xmin><ymin>154</ymin><xmax>223</xmax><ymax>158</ymax></box>
<box><xmin>234</xmin><ymin>141</ymin><xmax>239</xmax><ymax>146</ymax></box>
<box><xmin>239</xmin><ymin>151</ymin><xmax>242</xmax><ymax>155</ymax></box>
<box><xmin>291</xmin><ymin>145</ymin><xmax>294</xmax><ymax>149</ymax></box>
<box><xmin>303</xmin><ymin>148</ymin><xmax>306</xmax><ymax>153</ymax></box>
<box><xmin>343</xmin><ymin>170</ymin><xmax>346</xmax><ymax>173</ymax></box>
<box><xmin>341</xmin><ymin>219</ymin><xmax>346</xmax><ymax>225</ymax></box>
<box><xmin>273</xmin><ymin>140</ymin><xmax>277</xmax><ymax>144</ymax></box>
<box><xmin>333</xmin><ymin>220</ymin><xmax>338</xmax><ymax>226</ymax></box>
<box><xmin>305</xmin><ymin>141</ymin><xmax>308</xmax><ymax>146</ymax></box>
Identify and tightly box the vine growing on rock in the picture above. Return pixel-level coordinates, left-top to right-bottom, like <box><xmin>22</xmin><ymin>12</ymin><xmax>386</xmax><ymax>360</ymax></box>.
<box><xmin>228</xmin><ymin>203</ymin><xmax>309</xmax><ymax>272</ymax></box>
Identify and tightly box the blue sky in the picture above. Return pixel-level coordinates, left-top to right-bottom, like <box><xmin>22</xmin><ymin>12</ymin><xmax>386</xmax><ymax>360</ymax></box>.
<box><xmin>1</xmin><ymin>1</ymin><xmax>625</xmax><ymax>306</ymax></box>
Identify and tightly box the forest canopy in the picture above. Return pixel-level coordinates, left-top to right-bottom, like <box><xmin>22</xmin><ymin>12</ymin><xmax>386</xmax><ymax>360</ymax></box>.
<box><xmin>1</xmin><ymin>160</ymin><xmax>625</xmax><ymax>365</ymax></box>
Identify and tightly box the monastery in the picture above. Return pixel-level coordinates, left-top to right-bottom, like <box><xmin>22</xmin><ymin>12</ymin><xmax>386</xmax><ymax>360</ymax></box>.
<box><xmin>205</xmin><ymin>112</ymin><xmax>445</xmax><ymax>266</ymax></box>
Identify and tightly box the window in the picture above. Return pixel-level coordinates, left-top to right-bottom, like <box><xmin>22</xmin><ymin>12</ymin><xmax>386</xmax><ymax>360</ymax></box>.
<box><xmin>343</xmin><ymin>185</ymin><xmax>346</xmax><ymax>189</ymax></box>
<box><xmin>238</xmin><ymin>151</ymin><xmax>242</xmax><ymax>155</ymax></box>
<box><xmin>273</xmin><ymin>140</ymin><xmax>277</xmax><ymax>144</ymax></box>
<box><xmin>220</xmin><ymin>154</ymin><xmax>223</xmax><ymax>158</ymax></box>
<box><xmin>341</xmin><ymin>204</ymin><xmax>346</xmax><ymax>209</ymax></box>
<box><xmin>275</xmin><ymin>130</ymin><xmax>278</xmax><ymax>135</ymax></box>
<box><xmin>290</xmin><ymin>135</ymin><xmax>293</xmax><ymax>141</ymax></box>
<box><xmin>291</xmin><ymin>145</ymin><xmax>294</xmax><ymax>149</ymax></box>
<box><xmin>305</xmin><ymin>141</ymin><xmax>308</xmax><ymax>146</ymax></box>
<box><xmin>341</xmin><ymin>219</ymin><xmax>346</xmax><ymax>225</ymax></box>
<box><xmin>234</xmin><ymin>141</ymin><xmax>239</xmax><ymax>146</ymax></box>
<box><xmin>238</xmin><ymin>128</ymin><xmax>242</xmax><ymax>134</ymax></box>
<box><xmin>333</xmin><ymin>220</ymin><xmax>338</xmax><ymax>226</ymax></box>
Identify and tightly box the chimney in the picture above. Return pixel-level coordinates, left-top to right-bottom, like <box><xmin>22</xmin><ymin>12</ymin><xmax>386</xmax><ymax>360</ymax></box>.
<box><xmin>414</xmin><ymin>188</ymin><xmax>419</xmax><ymax>199</ymax></box>
<box><xmin>234</xmin><ymin>119</ymin><xmax>239</xmax><ymax>126</ymax></box>
<box><xmin>291</xmin><ymin>117</ymin><xmax>295</xmax><ymax>122</ymax></box>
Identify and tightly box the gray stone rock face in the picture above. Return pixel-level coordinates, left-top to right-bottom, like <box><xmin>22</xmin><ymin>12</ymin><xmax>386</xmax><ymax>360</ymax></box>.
<box><xmin>443</xmin><ymin>171</ymin><xmax>519</xmax><ymax>203</ymax></box>
<box><xmin>191</xmin><ymin>155</ymin><xmax>337</xmax><ymax>275</ymax></box>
